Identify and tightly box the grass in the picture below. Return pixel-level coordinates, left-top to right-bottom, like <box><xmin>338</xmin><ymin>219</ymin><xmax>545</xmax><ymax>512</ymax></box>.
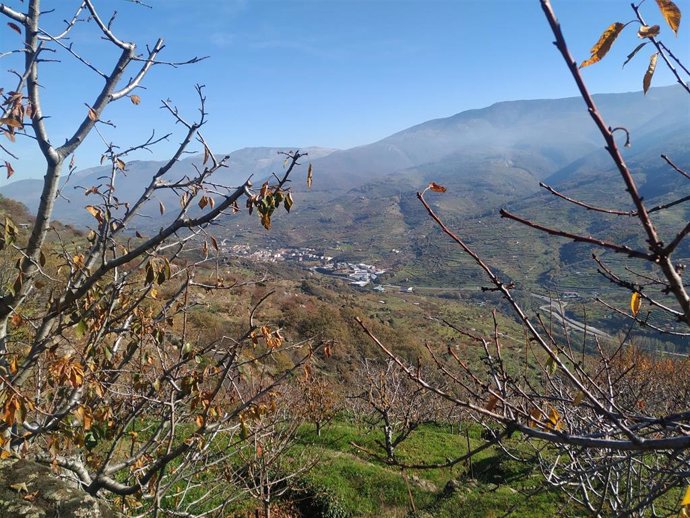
<box><xmin>290</xmin><ymin>420</ymin><xmax>571</xmax><ymax>518</ymax></box>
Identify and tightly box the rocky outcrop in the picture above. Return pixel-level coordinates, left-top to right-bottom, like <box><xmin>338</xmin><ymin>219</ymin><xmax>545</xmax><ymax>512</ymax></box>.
<box><xmin>0</xmin><ymin>458</ymin><xmax>120</xmax><ymax>517</ymax></box>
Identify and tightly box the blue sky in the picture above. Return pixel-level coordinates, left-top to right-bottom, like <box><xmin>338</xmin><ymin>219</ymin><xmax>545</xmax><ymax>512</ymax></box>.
<box><xmin>1</xmin><ymin>0</ymin><xmax>689</xmax><ymax>179</ymax></box>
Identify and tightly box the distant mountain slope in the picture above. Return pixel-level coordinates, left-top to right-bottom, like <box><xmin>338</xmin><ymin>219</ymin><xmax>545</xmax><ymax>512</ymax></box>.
<box><xmin>0</xmin><ymin>146</ymin><xmax>337</xmax><ymax>226</ymax></box>
<box><xmin>303</xmin><ymin>85</ymin><xmax>688</xmax><ymax>193</ymax></box>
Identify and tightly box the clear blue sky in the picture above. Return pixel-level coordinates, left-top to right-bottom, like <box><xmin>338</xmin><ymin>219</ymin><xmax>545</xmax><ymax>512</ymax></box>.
<box><xmin>1</xmin><ymin>0</ymin><xmax>688</xmax><ymax>179</ymax></box>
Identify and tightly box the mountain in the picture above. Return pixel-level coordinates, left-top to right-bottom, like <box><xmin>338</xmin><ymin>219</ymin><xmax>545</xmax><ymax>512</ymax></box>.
<box><xmin>1</xmin><ymin>86</ymin><xmax>688</xmax><ymax>303</ymax></box>
<box><xmin>0</xmin><ymin>146</ymin><xmax>337</xmax><ymax>226</ymax></box>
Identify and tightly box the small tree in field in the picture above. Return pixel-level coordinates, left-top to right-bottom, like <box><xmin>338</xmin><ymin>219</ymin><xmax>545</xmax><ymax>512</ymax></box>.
<box><xmin>357</xmin><ymin>0</ymin><xmax>690</xmax><ymax>515</ymax></box>
<box><xmin>0</xmin><ymin>2</ymin><xmax>316</xmax><ymax>515</ymax></box>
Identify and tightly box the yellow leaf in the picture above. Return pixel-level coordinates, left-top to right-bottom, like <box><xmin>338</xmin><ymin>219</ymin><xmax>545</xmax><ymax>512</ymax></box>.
<box><xmin>681</xmin><ymin>485</ymin><xmax>690</xmax><ymax>506</ymax></box>
<box><xmin>656</xmin><ymin>0</ymin><xmax>681</xmax><ymax>35</ymax></box>
<box><xmin>643</xmin><ymin>52</ymin><xmax>659</xmax><ymax>94</ymax></box>
<box><xmin>73</xmin><ymin>254</ymin><xmax>85</xmax><ymax>269</ymax></box>
<box><xmin>631</xmin><ymin>291</ymin><xmax>642</xmax><ymax>316</ymax></box>
<box><xmin>129</xmin><ymin>94</ymin><xmax>141</xmax><ymax>105</ymax></box>
<box><xmin>637</xmin><ymin>24</ymin><xmax>661</xmax><ymax>38</ymax></box>
<box><xmin>580</xmin><ymin>22</ymin><xmax>626</xmax><ymax>68</ymax></box>
<box><xmin>547</xmin><ymin>405</ymin><xmax>563</xmax><ymax>431</ymax></box>
<box><xmin>529</xmin><ymin>407</ymin><xmax>542</xmax><ymax>427</ymax></box>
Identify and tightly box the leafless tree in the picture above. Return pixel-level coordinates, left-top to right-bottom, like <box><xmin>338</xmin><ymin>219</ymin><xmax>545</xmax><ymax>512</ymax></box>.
<box><xmin>0</xmin><ymin>2</ymin><xmax>316</xmax><ymax>515</ymax></box>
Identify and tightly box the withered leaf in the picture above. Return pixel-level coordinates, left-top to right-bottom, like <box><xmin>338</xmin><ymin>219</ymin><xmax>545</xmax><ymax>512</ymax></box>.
<box><xmin>428</xmin><ymin>182</ymin><xmax>447</xmax><ymax>193</ymax></box>
<box><xmin>0</xmin><ymin>117</ymin><xmax>22</xmax><ymax>129</ymax></box>
<box><xmin>656</xmin><ymin>0</ymin><xmax>681</xmax><ymax>35</ymax></box>
<box><xmin>580</xmin><ymin>22</ymin><xmax>626</xmax><ymax>68</ymax></box>
<box><xmin>87</xmin><ymin>106</ymin><xmax>98</xmax><ymax>122</ymax></box>
<box><xmin>7</xmin><ymin>22</ymin><xmax>21</xmax><ymax>35</ymax></box>
<box><xmin>5</xmin><ymin>161</ymin><xmax>14</xmax><ymax>179</ymax></box>
<box><xmin>115</xmin><ymin>158</ymin><xmax>126</xmax><ymax>171</ymax></box>
<box><xmin>623</xmin><ymin>42</ymin><xmax>648</xmax><ymax>67</ymax></box>
<box><xmin>159</xmin><ymin>201</ymin><xmax>165</xmax><ymax>215</ymax></box>
<box><xmin>129</xmin><ymin>94</ymin><xmax>141</xmax><ymax>105</ymax></box>
<box><xmin>306</xmin><ymin>163</ymin><xmax>313</xmax><ymax>189</ymax></box>
<box><xmin>637</xmin><ymin>24</ymin><xmax>661</xmax><ymax>38</ymax></box>
<box><xmin>643</xmin><ymin>52</ymin><xmax>659</xmax><ymax>94</ymax></box>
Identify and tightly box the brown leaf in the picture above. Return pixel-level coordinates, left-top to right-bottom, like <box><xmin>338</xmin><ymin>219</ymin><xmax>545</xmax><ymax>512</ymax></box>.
<box><xmin>115</xmin><ymin>158</ymin><xmax>126</xmax><ymax>171</ymax></box>
<box><xmin>129</xmin><ymin>94</ymin><xmax>141</xmax><ymax>105</ymax></box>
<box><xmin>87</xmin><ymin>106</ymin><xmax>98</xmax><ymax>122</ymax></box>
<box><xmin>656</xmin><ymin>0</ymin><xmax>681</xmax><ymax>35</ymax></box>
<box><xmin>3</xmin><ymin>131</ymin><xmax>15</xmax><ymax>143</ymax></box>
<box><xmin>159</xmin><ymin>201</ymin><xmax>165</xmax><ymax>215</ymax></box>
<box><xmin>5</xmin><ymin>161</ymin><xmax>14</xmax><ymax>179</ymax></box>
<box><xmin>637</xmin><ymin>24</ymin><xmax>660</xmax><ymax>38</ymax></box>
<box><xmin>580</xmin><ymin>22</ymin><xmax>626</xmax><ymax>68</ymax></box>
<box><xmin>261</xmin><ymin>211</ymin><xmax>271</xmax><ymax>230</ymax></box>
<box><xmin>203</xmin><ymin>145</ymin><xmax>210</xmax><ymax>165</ymax></box>
<box><xmin>428</xmin><ymin>182</ymin><xmax>447</xmax><ymax>193</ymax></box>
<box><xmin>210</xmin><ymin>235</ymin><xmax>219</xmax><ymax>252</ymax></box>
<box><xmin>7</xmin><ymin>22</ymin><xmax>21</xmax><ymax>35</ymax></box>
<box><xmin>485</xmin><ymin>395</ymin><xmax>499</xmax><ymax>411</ymax></box>
<box><xmin>623</xmin><ymin>42</ymin><xmax>648</xmax><ymax>67</ymax></box>
<box><xmin>0</xmin><ymin>117</ymin><xmax>22</xmax><ymax>129</ymax></box>
<box><xmin>306</xmin><ymin>163</ymin><xmax>313</xmax><ymax>189</ymax></box>
<box><xmin>643</xmin><ymin>52</ymin><xmax>659</xmax><ymax>94</ymax></box>
<box><xmin>284</xmin><ymin>192</ymin><xmax>294</xmax><ymax>213</ymax></box>
<box><xmin>198</xmin><ymin>196</ymin><xmax>208</xmax><ymax>209</ymax></box>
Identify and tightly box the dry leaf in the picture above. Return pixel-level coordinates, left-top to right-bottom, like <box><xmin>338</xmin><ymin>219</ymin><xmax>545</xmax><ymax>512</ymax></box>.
<box><xmin>0</xmin><ymin>117</ymin><xmax>22</xmax><ymax>129</ymax></box>
<box><xmin>7</xmin><ymin>22</ymin><xmax>21</xmax><ymax>35</ymax></box>
<box><xmin>159</xmin><ymin>201</ymin><xmax>165</xmax><ymax>215</ymax></box>
<box><xmin>428</xmin><ymin>182</ymin><xmax>447</xmax><ymax>193</ymax></box>
<box><xmin>580</xmin><ymin>22</ymin><xmax>625</xmax><ymax>68</ymax></box>
<box><xmin>5</xmin><ymin>161</ymin><xmax>14</xmax><ymax>179</ymax></box>
<box><xmin>656</xmin><ymin>0</ymin><xmax>681</xmax><ymax>35</ymax></box>
<box><xmin>623</xmin><ymin>42</ymin><xmax>648</xmax><ymax>67</ymax></box>
<box><xmin>306</xmin><ymin>163</ymin><xmax>313</xmax><ymax>189</ymax></box>
<box><xmin>643</xmin><ymin>52</ymin><xmax>659</xmax><ymax>94</ymax></box>
<box><xmin>631</xmin><ymin>291</ymin><xmax>642</xmax><ymax>316</ymax></box>
<box><xmin>485</xmin><ymin>395</ymin><xmax>499</xmax><ymax>411</ymax></box>
<box><xmin>115</xmin><ymin>158</ymin><xmax>126</xmax><ymax>170</ymax></box>
<box><xmin>129</xmin><ymin>94</ymin><xmax>141</xmax><ymax>105</ymax></box>
<box><xmin>637</xmin><ymin>24</ymin><xmax>660</xmax><ymax>38</ymax></box>
<box><xmin>87</xmin><ymin>106</ymin><xmax>98</xmax><ymax>122</ymax></box>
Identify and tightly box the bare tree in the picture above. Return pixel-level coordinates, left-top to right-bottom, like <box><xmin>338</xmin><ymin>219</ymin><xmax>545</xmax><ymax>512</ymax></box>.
<box><xmin>356</xmin><ymin>0</ymin><xmax>690</xmax><ymax>515</ymax></box>
<box><xmin>350</xmin><ymin>358</ymin><xmax>447</xmax><ymax>463</ymax></box>
<box><xmin>0</xmin><ymin>2</ymin><xmax>316</xmax><ymax>515</ymax></box>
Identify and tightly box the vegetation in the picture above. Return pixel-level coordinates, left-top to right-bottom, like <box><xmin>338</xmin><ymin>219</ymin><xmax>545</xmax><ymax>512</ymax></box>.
<box><xmin>0</xmin><ymin>0</ymin><xmax>688</xmax><ymax>517</ymax></box>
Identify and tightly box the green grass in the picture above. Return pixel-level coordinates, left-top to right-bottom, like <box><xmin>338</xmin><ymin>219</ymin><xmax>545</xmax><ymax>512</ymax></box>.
<box><xmin>290</xmin><ymin>420</ymin><xmax>571</xmax><ymax>518</ymax></box>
